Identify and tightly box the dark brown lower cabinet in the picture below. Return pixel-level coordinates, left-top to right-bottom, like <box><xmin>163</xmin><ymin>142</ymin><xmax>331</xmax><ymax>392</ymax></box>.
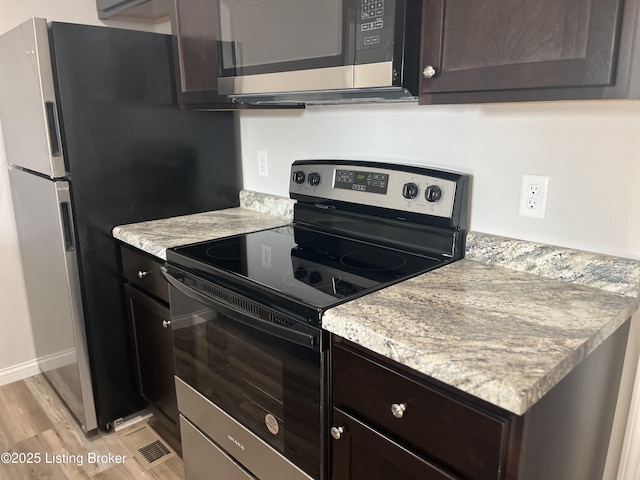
<box><xmin>125</xmin><ymin>286</ymin><xmax>178</xmax><ymax>425</ymax></box>
<box><xmin>331</xmin><ymin>318</ymin><xmax>630</xmax><ymax>480</ymax></box>
<box><xmin>331</xmin><ymin>341</ymin><xmax>507</xmax><ymax>480</ymax></box>
<box><xmin>121</xmin><ymin>245</ymin><xmax>180</xmax><ymax>452</ymax></box>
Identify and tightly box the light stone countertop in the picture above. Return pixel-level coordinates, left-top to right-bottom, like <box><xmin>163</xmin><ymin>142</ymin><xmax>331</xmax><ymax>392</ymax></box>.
<box><xmin>112</xmin><ymin>190</ymin><xmax>294</xmax><ymax>259</ymax></box>
<box><xmin>112</xmin><ymin>192</ymin><xmax>640</xmax><ymax>415</ymax></box>
<box><xmin>466</xmin><ymin>232</ymin><xmax>640</xmax><ymax>298</ymax></box>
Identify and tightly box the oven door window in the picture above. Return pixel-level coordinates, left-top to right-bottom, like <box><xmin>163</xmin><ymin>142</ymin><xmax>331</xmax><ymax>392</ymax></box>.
<box><xmin>218</xmin><ymin>0</ymin><xmax>353</xmax><ymax>76</ymax></box>
<box><xmin>170</xmin><ymin>285</ymin><xmax>322</xmax><ymax>479</ymax></box>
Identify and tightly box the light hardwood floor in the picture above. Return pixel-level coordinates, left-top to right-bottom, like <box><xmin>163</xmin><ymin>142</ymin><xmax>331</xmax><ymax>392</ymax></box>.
<box><xmin>0</xmin><ymin>375</ymin><xmax>184</xmax><ymax>480</ymax></box>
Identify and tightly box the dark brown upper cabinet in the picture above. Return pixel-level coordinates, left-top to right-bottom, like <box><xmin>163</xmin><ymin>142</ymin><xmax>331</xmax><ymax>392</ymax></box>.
<box><xmin>419</xmin><ymin>0</ymin><xmax>640</xmax><ymax>104</ymax></box>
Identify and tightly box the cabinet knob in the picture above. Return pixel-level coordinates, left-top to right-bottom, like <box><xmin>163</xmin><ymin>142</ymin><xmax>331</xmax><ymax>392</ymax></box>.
<box><xmin>137</xmin><ymin>270</ymin><xmax>149</xmax><ymax>279</ymax></box>
<box><xmin>422</xmin><ymin>65</ymin><xmax>437</xmax><ymax>79</ymax></box>
<box><xmin>162</xmin><ymin>320</ymin><xmax>171</xmax><ymax>329</ymax></box>
<box><xmin>330</xmin><ymin>426</ymin><xmax>344</xmax><ymax>440</ymax></box>
<box><xmin>391</xmin><ymin>403</ymin><xmax>406</xmax><ymax>418</ymax></box>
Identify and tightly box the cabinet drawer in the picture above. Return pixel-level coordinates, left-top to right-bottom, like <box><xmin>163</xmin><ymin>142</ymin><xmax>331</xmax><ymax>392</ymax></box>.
<box><xmin>332</xmin><ymin>344</ymin><xmax>507</xmax><ymax>480</ymax></box>
<box><xmin>332</xmin><ymin>407</ymin><xmax>457</xmax><ymax>480</ymax></box>
<box><xmin>121</xmin><ymin>245</ymin><xmax>169</xmax><ymax>303</ymax></box>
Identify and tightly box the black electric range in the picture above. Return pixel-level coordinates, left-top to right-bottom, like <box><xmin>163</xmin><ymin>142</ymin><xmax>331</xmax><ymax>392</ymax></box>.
<box><xmin>163</xmin><ymin>160</ymin><xmax>470</xmax><ymax>480</ymax></box>
<box><xmin>167</xmin><ymin>160</ymin><xmax>470</xmax><ymax>326</ymax></box>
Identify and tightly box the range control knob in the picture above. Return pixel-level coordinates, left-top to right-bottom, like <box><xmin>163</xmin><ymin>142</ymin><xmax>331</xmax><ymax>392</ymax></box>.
<box><xmin>292</xmin><ymin>171</ymin><xmax>306</xmax><ymax>184</ymax></box>
<box><xmin>307</xmin><ymin>172</ymin><xmax>321</xmax><ymax>187</ymax></box>
<box><xmin>402</xmin><ymin>182</ymin><xmax>419</xmax><ymax>199</ymax></box>
<box><xmin>425</xmin><ymin>185</ymin><xmax>442</xmax><ymax>203</ymax></box>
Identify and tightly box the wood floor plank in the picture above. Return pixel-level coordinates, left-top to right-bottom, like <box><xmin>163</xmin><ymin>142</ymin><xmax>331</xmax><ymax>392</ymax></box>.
<box><xmin>91</xmin><ymin>458</ymin><xmax>159</xmax><ymax>480</ymax></box>
<box><xmin>0</xmin><ymin>378</ymin><xmax>54</xmax><ymax>449</ymax></box>
<box><xmin>0</xmin><ymin>376</ymin><xmax>184</xmax><ymax>480</ymax></box>
<box><xmin>144</xmin><ymin>457</ymin><xmax>184</xmax><ymax>480</ymax></box>
<box><xmin>23</xmin><ymin>375</ymin><xmax>107</xmax><ymax>476</ymax></box>
<box><xmin>24</xmin><ymin>375</ymin><xmax>81</xmax><ymax>432</ymax></box>
<box><xmin>0</xmin><ymin>433</ymin><xmax>69</xmax><ymax>480</ymax></box>
<box><xmin>39</xmin><ymin>428</ymin><xmax>95</xmax><ymax>480</ymax></box>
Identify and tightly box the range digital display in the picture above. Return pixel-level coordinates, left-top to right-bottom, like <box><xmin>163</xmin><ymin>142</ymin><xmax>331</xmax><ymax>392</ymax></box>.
<box><xmin>334</xmin><ymin>169</ymin><xmax>389</xmax><ymax>194</ymax></box>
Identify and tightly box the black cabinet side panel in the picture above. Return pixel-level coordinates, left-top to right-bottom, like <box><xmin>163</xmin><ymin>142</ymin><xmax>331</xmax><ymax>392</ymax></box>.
<box><xmin>49</xmin><ymin>22</ymin><xmax>239</xmax><ymax>428</ymax></box>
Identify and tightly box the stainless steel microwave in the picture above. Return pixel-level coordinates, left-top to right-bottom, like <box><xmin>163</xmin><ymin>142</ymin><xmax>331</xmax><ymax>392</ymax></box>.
<box><xmin>217</xmin><ymin>0</ymin><xmax>423</xmax><ymax>104</ymax></box>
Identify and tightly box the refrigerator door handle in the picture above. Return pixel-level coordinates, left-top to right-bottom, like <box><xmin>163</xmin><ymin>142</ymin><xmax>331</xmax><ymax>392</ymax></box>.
<box><xmin>45</xmin><ymin>101</ymin><xmax>62</xmax><ymax>157</ymax></box>
<box><xmin>60</xmin><ymin>201</ymin><xmax>76</xmax><ymax>251</ymax></box>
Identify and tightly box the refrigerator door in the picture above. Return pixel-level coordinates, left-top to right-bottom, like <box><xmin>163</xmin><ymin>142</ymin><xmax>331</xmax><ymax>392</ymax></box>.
<box><xmin>0</xmin><ymin>18</ymin><xmax>66</xmax><ymax>178</ymax></box>
<box><xmin>8</xmin><ymin>167</ymin><xmax>97</xmax><ymax>432</ymax></box>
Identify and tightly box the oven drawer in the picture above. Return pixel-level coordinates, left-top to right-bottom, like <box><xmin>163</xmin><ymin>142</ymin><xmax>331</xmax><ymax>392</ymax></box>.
<box><xmin>121</xmin><ymin>244</ymin><xmax>168</xmax><ymax>303</ymax></box>
<box><xmin>180</xmin><ymin>415</ymin><xmax>256</xmax><ymax>480</ymax></box>
<box><xmin>332</xmin><ymin>343</ymin><xmax>508</xmax><ymax>480</ymax></box>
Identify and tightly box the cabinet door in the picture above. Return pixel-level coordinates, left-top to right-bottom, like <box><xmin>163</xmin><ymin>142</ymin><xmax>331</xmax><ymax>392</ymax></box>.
<box><xmin>125</xmin><ymin>284</ymin><xmax>179</xmax><ymax>426</ymax></box>
<box><xmin>170</xmin><ymin>0</ymin><xmax>236</xmax><ymax>107</ymax></box>
<box><xmin>420</xmin><ymin>0</ymin><xmax>624</xmax><ymax>101</ymax></box>
<box><xmin>331</xmin><ymin>408</ymin><xmax>458</xmax><ymax>480</ymax></box>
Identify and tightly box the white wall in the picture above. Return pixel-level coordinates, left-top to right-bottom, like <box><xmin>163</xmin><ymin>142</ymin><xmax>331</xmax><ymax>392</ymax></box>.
<box><xmin>0</xmin><ymin>1</ymin><xmax>167</xmax><ymax>383</ymax></box>
<box><xmin>240</xmin><ymin>101</ymin><xmax>640</xmax><ymax>259</ymax></box>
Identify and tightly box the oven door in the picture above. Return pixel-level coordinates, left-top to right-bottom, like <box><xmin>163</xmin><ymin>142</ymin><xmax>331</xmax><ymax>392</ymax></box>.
<box><xmin>164</xmin><ymin>268</ymin><xmax>325</xmax><ymax>480</ymax></box>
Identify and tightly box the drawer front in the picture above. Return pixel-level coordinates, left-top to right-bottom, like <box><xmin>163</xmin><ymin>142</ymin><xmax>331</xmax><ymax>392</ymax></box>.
<box><xmin>332</xmin><ymin>344</ymin><xmax>507</xmax><ymax>480</ymax></box>
<box><xmin>332</xmin><ymin>407</ymin><xmax>458</xmax><ymax>480</ymax></box>
<box><xmin>121</xmin><ymin>245</ymin><xmax>168</xmax><ymax>303</ymax></box>
<box><xmin>180</xmin><ymin>415</ymin><xmax>257</xmax><ymax>480</ymax></box>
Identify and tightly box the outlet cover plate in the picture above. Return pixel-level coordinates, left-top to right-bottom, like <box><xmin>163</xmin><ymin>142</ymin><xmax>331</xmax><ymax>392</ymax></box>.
<box><xmin>519</xmin><ymin>174</ymin><xmax>549</xmax><ymax>219</ymax></box>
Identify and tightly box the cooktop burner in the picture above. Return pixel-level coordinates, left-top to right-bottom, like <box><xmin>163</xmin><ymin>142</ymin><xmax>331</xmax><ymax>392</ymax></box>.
<box><xmin>170</xmin><ymin>224</ymin><xmax>442</xmax><ymax>309</ymax></box>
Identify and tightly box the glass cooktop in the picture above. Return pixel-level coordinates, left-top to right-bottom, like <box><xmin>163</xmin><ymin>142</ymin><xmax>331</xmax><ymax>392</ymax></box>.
<box><xmin>168</xmin><ymin>224</ymin><xmax>444</xmax><ymax>310</ymax></box>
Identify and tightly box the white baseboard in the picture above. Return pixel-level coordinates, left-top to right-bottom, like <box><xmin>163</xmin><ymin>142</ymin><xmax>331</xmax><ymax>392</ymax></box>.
<box><xmin>0</xmin><ymin>349</ymin><xmax>77</xmax><ymax>387</ymax></box>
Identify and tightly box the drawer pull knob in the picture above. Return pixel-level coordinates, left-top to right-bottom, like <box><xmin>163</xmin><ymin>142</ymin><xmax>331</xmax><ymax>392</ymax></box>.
<box><xmin>137</xmin><ymin>270</ymin><xmax>149</xmax><ymax>279</ymax></box>
<box><xmin>423</xmin><ymin>65</ymin><xmax>437</xmax><ymax>79</ymax></box>
<box><xmin>162</xmin><ymin>320</ymin><xmax>171</xmax><ymax>329</ymax></box>
<box><xmin>391</xmin><ymin>403</ymin><xmax>406</xmax><ymax>418</ymax></box>
<box><xmin>330</xmin><ymin>426</ymin><xmax>344</xmax><ymax>440</ymax></box>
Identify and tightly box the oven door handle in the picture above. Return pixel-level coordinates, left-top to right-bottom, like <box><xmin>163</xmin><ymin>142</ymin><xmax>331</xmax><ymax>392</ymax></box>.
<box><xmin>161</xmin><ymin>267</ymin><xmax>319</xmax><ymax>350</ymax></box>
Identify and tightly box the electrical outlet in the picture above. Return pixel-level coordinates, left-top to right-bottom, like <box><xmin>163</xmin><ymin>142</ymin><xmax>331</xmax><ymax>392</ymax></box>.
<box><xmin>258</xmin><ymin>150</ymin><xmax>268</xmax><ymax>176</ymax></box>
<box><xmin>519</xmin><ymin>174</ymin><xmax>549</xmax><ymax>219</ymax></box>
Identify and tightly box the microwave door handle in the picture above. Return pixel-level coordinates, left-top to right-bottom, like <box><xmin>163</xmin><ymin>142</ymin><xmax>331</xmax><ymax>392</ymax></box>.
<box><xmin>161</xmin><ymin>268</ymin><xmax>318</xmax><ymax>350</ymax></box>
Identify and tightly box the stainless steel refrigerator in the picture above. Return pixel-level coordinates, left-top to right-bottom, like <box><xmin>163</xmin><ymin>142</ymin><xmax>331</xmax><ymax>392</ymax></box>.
<box><xmin>0</xmin><ymin>18</ymin><xmax>239</xmax><ymax>432</ymax></box>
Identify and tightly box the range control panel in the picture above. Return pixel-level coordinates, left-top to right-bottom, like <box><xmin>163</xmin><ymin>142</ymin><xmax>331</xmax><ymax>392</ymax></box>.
<box><xmin>289</xmin><ymin>160</ymin><xmax>468</xmax><ymax>220</ymax></box>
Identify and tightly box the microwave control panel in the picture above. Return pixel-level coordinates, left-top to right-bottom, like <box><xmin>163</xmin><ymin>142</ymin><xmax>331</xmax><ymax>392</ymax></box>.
<box><xmin>356</xmin><ymin>0</ymin><xmax>394</xmax><ymax>59</ymax></box>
